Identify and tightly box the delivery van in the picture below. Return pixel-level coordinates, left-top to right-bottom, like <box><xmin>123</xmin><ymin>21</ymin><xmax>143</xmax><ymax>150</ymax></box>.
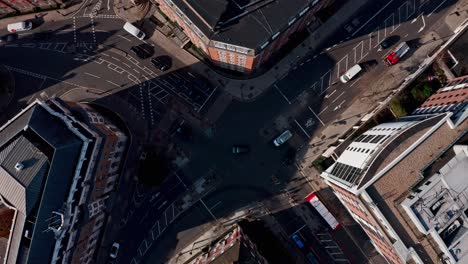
<box><xmin>339</xmin><ymin>64</ymin><xmax>362</xmax><ymax>83</ymax></box>
<box><xmin>7</xmin><ymin>21</ymin><xmax>32</xmax><ymax>33</ymax></box>
<box><xmin>123</xmin><ymin>22</ymin><xmax>145</xmax><ymax>40</ymax></box>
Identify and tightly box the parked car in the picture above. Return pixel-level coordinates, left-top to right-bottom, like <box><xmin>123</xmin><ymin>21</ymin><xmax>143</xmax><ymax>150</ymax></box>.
<box><xmin>232</xmin><ymin>145</ymin><xmax>250</xmax><ymax>154</ymax></box>
<box><xmin>0</xmin><ymin>33</ymin><xmax>18</xmax><ymax>43</ymax></box>
<box><xmin>130</xmin><ymin>44</ymin><xmax>153</xmax><ymax>59</ymax></box>
<box><xmin>7</xmin><ymin>21</ymin><xmax>32</xmax><ymax>33</ymax></box>
<box><xmin>151</xmin><ymin>56</ymin><xmax>170</xmax><ymax>71</ymax></box>
<box><xmin>273</xmin><ymin>130</ymin><xmax>293</xmax><ymax>147</ymax></box>
<box><xmin>291</xmin><ymin>234</ymin><xmax>305</xmax><ymax>248</ymax></box>
<box><xmin>339</xmin><ymin>64</ymin><xmax>362</xmax><ymax>83</ymax></box>
<box><xmin>109</xmin><ymin>242</ymin><xmax>120</xmax><ymax>259</ymax></box>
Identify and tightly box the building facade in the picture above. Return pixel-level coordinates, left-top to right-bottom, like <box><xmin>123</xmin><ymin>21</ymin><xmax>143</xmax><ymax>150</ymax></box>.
<box><xmin>412</xmin><ymin>75</ymin><xmax>468</xmax><ymax>128</ymax></box>
<box><xmin>155</xmin><ymin>0</ymin><xmax>331</xmax><ymax>74</ymax></box>
<box><xmin>0</xmin><ymin>98</ymin><xmax>127</xmax><ymax>264</ymax></box>
<box><xmin>189</xmin><ymin>224</ymin><xmax>269</xmax><ymax>264</ymax></box>
<box><xmin>321</xmin><ymin>113</ymin><xmax>468</xmax><ymax>264</ymax></box>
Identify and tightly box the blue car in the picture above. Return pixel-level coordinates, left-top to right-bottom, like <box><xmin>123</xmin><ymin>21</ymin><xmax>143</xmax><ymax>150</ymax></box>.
<box><xmin>291</xmin><ymin>234</ymin><xmax>305</xmax><ymax>248</ymax></box>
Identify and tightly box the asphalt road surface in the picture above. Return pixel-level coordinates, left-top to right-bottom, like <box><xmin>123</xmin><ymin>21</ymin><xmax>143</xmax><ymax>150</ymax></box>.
<box><xmin>0</xmin><ymin>0</ymin><xmax>460</xmax><ymax>263</ymax></box>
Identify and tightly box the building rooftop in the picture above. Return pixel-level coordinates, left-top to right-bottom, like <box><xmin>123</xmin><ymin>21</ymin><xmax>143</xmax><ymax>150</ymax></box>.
<box><xmin>172</xmin><ymin>0</ymin><xmax>320</xmax><ymax>49</ymax></box>
<box><xmin>322</xmin><ymin>114</ymin><xmax>447</xmax><ymax>190</ymax></box>
<box><xmin>0</xmin><ymin>100</ymin><xmax>86</xmax><ymax>264</ymax></box>
<box><xmin>366</xmin><ymin>120</ymin><xmax>468</xmax><ymax>263</ymax></box>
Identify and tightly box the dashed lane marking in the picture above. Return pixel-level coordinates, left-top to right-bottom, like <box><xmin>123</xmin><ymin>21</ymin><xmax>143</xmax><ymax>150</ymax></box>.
<box><xmin>106</xmin><ymin>80</ymin><xmax>120</xmax><ymax>87</ymax></box>
<box><xmin>73</xmin><ymin>17</ymin><xmax>77</xmax><ymax>44</ymax></box>
<box><xmin>84</xmin><ymin>72</ymin><xmax>100</xmax><ymax>78</ymax></box>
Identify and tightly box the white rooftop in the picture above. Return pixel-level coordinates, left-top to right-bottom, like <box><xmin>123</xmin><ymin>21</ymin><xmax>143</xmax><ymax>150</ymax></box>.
<box><xmin>402</xmin><ymin>145</ymin><xmax>468</xmax><ymax>263</ymax></box>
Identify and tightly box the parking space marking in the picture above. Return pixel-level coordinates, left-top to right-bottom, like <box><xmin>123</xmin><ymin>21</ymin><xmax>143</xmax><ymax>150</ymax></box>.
<box><xmin>320</xmin><ymin>70</ymin><xmax>332</xmax><ymax>93</ymax></box>
<box><xmin>274</xmin><ymin>84</ymin><xmax>291</xmax><ymax>104</ymax></box>
<box><xmin>308</xmin><ymin>106</ymin><xmax>326</xmax><ymax>126</ymax></box>
<box><xmin>294</xmin><ymin>119</ymin><xmax>311</xmax><ymax>138</ymax></box>
<box><xmin>336</xmin><ymin>55</ymin><xmax>348</xmax><ymax>79</ymax></box>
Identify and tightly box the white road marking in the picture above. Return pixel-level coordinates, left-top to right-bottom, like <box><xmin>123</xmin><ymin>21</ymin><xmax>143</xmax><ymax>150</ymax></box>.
<box><xmin>332</xmin><ymin>91</ymin><xmax>345</xmax><ymax>103</ymax></box>
<box><xmin>308</xmin><ymin>106</ymin><xmax>326</xmax><ymax>126</ymax></box>
<box><xmin>72</xmin><ymin>17</ymin><xmax>77</xmax><ymax>43</ymax></box>
<box><xmin>209</xmin><ymin>201</ymin><xmax>222</xmax><ymax>210</ymax></box>
<box><xmin>107</xmin><ymin>0</ymin><xmax>110</xmax><ymax>10</ymax></box>
<box><xmin>325</xmin><ymin>89</ymin><xmax>336</xmax><ymax>99</ymax></box>
<box><xmin>101</xmin><ymin>52</ymin><xmax>109</xmax><ymax>56</ymax></box>
<box><xmin>428</xmin><ymin>0</ymin><xmax>448</xmax><ymax>17</ymax></box>
<box><xmin>122</xmin><ymin>62</ymin><xmax>131</xmax><ymax>68</ymax></box>
<box><xmin>418</xmin><ymin>15</ymin><xmax>426</xmax><ymax>33</ymax></box>
<box><xmin>350</xmin><ymin>77</ymin><xmax>362</xmax><ymax>87</ymax></box>
<box><xmin>111</xmin><ymin>56</ymin><xmax>121</xmax><ymax>61</ymax></box>
<box><xmin>84</xmin><ymin>72</ymin><xmax>100</xmax><ymax>78</ymax></box>
<box><xmin>318</xmin><ymin>106</ymin><xmax>329</xmax><ymax>115</ymax></box>
<box><xmin>274</xmin><ymin>84</ymin><xmax>291</xmax><ymax>104</ymax></box>
<box><xmin>106</xmin><ymin>80</ymin><xmax>120</xmax><ymax>87</ymax></box>
<box><xmin>294</xmin><ymin>119</ymin><xmax>311</xmax><ymax>138</ymax></box>
<box><xmin>352</xmin><ymin>0</ymin><xmax>396</xmax><ymax>37</ymax></box>
<box><xmin>118</xmin><ymin>35</ymin><xmax>132</xmax><ymax>42</ymax></box>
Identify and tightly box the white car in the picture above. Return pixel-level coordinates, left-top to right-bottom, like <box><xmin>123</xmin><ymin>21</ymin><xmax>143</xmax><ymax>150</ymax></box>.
<box><xmin>110</xmin><ymin>242</ymin><xmax>120</xmax><ymax>259</ymax></box>
<box><xmin>273</xmin><ymin>130</ymin><xmax>293</xmax><ymax>147</ymax></box>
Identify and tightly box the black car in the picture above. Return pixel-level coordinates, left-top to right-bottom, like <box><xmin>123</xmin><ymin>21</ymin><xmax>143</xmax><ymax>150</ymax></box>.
<box><xmin>378</xmin><ymin>36</ymin><xmax>399</xmax><ymax>51</ymax></box>
<box><xmin>151</xmin><ymin>56</ymin><xmax>170</xmax><ymax>71</ymax></box>
<box><xmin>130</xmin><ymin>44</ymin><xmax>154</xmax><ymax>59</ymax></box>
<box><xmin>0</xmin><ymin>33</ymin><xmax>18</xmax><ymax>43</ymax></box>
<box><xmin>232</xmin><ymin>145</ymin><xmax>250</xmax><ymax>154</ymax></box>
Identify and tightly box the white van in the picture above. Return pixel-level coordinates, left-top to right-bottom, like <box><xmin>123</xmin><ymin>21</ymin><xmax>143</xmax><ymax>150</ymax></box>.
<box><xmin>7</xmin><ymin>21</ymin><xmax>32</xmax><ymax>33</ymax></box>
<box><xmin>123</xmin><ymin>22</ymin><xmax>145</xmax><ymax>40</ymax></box>
<box><xmin>339</xmin><ymin>64</ymin><xmax>362</xmax><ymax>83</ymax></box>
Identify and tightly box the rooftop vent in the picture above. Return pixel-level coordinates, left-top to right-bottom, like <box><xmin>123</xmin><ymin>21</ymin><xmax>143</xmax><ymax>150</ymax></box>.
<box><xmin>15</xmin><ymin>162</ymin><xmax>24</xmax><ymax>171</ymax></box>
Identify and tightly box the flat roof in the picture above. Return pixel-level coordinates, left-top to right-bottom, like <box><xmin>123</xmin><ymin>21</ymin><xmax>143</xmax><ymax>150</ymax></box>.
<box><xmin>172</xmin><ymin>0</ymin><xmax>319</xmax><ymax>49</ymax></box>
<box><xmin>367</xmin><ymin>120</ymin><xmax>468</xmax><ymax>263</ymax></box>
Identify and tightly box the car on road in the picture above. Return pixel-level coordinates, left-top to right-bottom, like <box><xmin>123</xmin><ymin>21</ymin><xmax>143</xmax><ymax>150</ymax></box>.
<box><xmin>291</xmin><ymin>234</ymin><xmax>305</xmax><ymax>248</ymax></box>
<box><xmin>339</xmin><ymin>64</ymin><xmax>362</xmax><ymax>83</ymax></box>
<box><xmin>232</xmin><ymin>145</ymin><xmax>250</xmax><ymax>154</ymax></box>
<box><xmin>151</xmin><ymin>56</ymin><xmax>170</xmax><ymax>71</ymax></box>
<box><xmin>7</xmin><ymin>21</ymin><xmax>32</xmax><ymax>33</ymax></box>
<box><xmin>109</xmin><ymin>242</ymin><xmax>120</xmax><ymax>259</ymax></box>
<box><xmin>0</xmin><ymin>33</ymin><xmax>18</xmax><ymax>43</ymax></box>
<box><xmin>273</xmin><ymin>130</ymin><xmax>293</xmax><ymax>147</ymax></box>
<box><xmin>130</xmin><ymin>44</ymin><xmax>154</xmax><ymax>59</ymax></box>
<box><xmin>384</xmin><ymin>41</ymin><xmax>410</xmax><ymax>66</ymax></box>
<box><xmin>123</xmin><ymin>22</ymin><xmax>145</xmax><ymax>40</ymax></box>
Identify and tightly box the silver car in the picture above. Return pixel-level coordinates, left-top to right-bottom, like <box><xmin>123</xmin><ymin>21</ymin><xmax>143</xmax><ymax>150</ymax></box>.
<box><xmin>273</xmin><ymin>130</ymin><xmax>293</xmax><ymax>147</ymax></box>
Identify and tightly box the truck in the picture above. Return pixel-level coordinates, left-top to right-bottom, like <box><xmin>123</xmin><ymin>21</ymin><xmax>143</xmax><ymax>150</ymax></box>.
<box><xmin>384</xmin><ymin>41</ymin><xmax>410</xmax><ymax>66</ymax></box>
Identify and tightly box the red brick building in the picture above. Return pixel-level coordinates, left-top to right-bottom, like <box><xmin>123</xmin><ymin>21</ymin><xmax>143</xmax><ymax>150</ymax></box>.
<box><xmin>0</xmin><ymin>98</ymin><xmax>127</xmax><ymax>264</ymax></box>
<box><xmin>155</xmin><ymin>0</ymin><xmax>332</xmax><ymax>74</ymax></box>
<box><xmin>321</xmin><ymin>113</ymin><xmax>468</xmax><ymax>264</ymax></box>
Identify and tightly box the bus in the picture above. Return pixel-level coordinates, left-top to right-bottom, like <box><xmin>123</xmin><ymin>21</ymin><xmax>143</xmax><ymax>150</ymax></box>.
<box><xmin>305</xmin><ymin>193</ymin><xmax>340</xmax><ymax>231</ymax></box>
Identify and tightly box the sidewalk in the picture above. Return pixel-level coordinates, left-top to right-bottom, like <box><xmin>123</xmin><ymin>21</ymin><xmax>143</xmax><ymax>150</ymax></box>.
<box><xmin>0</xmin><ymin>1</ymin><xmax>83</xmax><ymax>28</ymax></box>
<box><xmin>114</xmin><ymin>0</ymin><xmax>370</xmax><ymax>102</ymax></box>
